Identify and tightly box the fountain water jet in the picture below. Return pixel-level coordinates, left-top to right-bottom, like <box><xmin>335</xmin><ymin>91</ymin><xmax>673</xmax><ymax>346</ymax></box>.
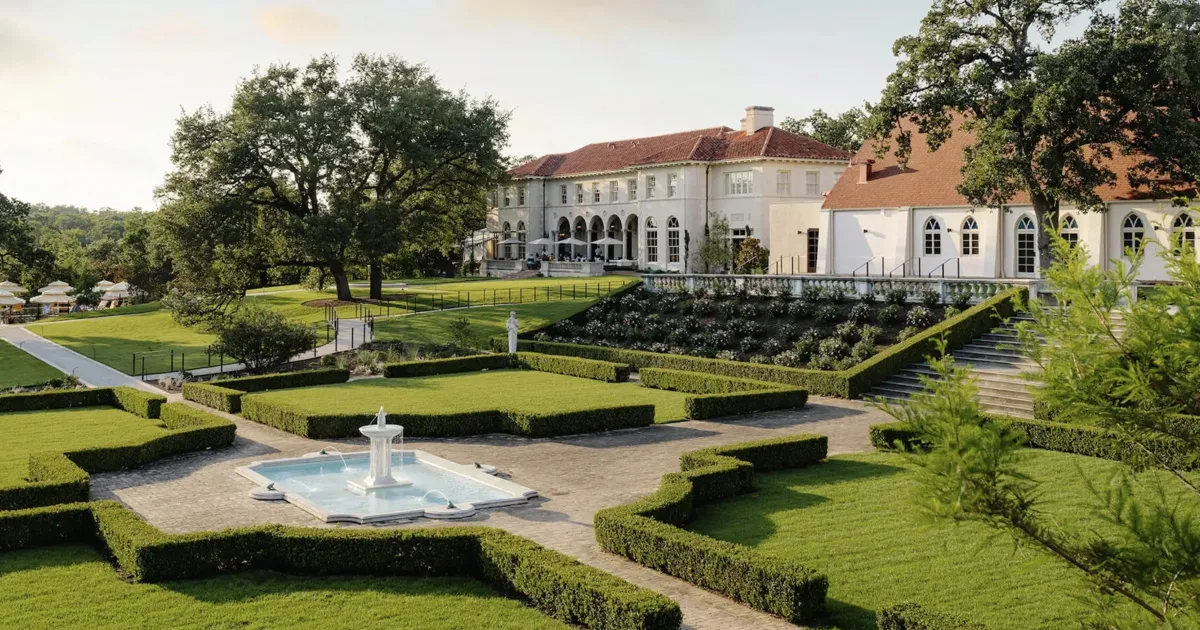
<box><xmin>345</xmin><ymin>407</ymin><xmax>412</xmax><ymax>493</ymax></box>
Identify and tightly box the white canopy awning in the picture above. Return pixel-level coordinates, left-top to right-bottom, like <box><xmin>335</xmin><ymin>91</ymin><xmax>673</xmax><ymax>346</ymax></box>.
<box><xmin>527</xmin><ymin>237</ymin><xmax>554</xmax><ymax>245</ymax></box>
<box><xmin>593</xmin><ymin>237</ymin><xmax>623</xmax><ymax>246</ymax></box>
<box><xmin>30</xmin><ymin>292</ymin><xmax>75</xmax><ymax>305</ymax></box>
<box><xmin>556</xmin><ymin>237</ymin><xmax>587</xmax><ymax>246</ymax></box>
<box><xmin>0</xmin><ymin>290</ymin><xmax>24</xmax><ymax>306</ymax></box>
<box><xmin>0</xmin><ymin>281</ymin><xmax>27</xmax><ymax>294</ymax></box>
<box><xmin>38</xmin><ymin>281</ymin><xmax>74</xmax><ymax>293</ymax></box>
<box><xmin>498</xmin><ymin>237</ymin><xmax>524</xmax><ymax>245</ymax></box>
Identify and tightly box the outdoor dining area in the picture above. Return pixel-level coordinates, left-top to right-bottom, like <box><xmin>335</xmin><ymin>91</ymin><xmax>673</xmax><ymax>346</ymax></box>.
<box><xmin>0</xmin><ymin>279</ymin><xmax>139</xmax><ymax>322</ymax></box>
<box><xmin>484</xmin><ymin>215</ymin><xmax>640</xmax><ymax>277</ymax></box>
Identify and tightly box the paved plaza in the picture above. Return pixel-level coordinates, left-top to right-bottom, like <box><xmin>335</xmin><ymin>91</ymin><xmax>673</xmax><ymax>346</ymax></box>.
<box><xmin>92</xmin><ymin>396</ymin><xmax>889</xmax><ymax>630</ymax></box>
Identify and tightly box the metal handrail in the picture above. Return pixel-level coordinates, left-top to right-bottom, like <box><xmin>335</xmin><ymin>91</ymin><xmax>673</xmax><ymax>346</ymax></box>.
<box><xmin>926</xmin><ymin>258</ymin><xmax>961</xmax><ymax>278</ymax></box>
<box><xmin>888</xmin><ymin>257</ymin><xmax>920</xmax><ymax>277</ymax></box>
<box><xmin>851</xmin><ymin>257</ymin><xmax>884</xmax><ymax>277</ymax></box>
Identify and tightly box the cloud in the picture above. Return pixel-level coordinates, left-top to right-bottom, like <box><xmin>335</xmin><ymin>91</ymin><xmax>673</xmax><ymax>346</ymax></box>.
<box><xmin>0</xmin><ymin>18</ymin><xmax>56</xmax><ymax>72</ymax></box>
<box><xmin>254</xmin><ymin>4</ymin><xmax>341</xmax><ymax>45</ymax></box>
<box><xmin>453</xmin><ymin>0</ymin><xmax>719</xmax><ymax>35</ymax></box>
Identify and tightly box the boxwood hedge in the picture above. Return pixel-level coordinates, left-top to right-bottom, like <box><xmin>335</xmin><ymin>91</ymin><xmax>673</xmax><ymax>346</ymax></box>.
<box><xmin>594</xmin><ymin>434</ymin><xmax>829</xmax><ymax>624</ymax></box>
<box><xmin>512</xmin><ymin>288</ymin><xmax>1025</xmax><ymax>399</ymax></box>
<box><xmin>877</xmin><ymin>602</ymin><xmax>987</xmax><ymax>630</ymax></box>
<box><xmin>638</xmin><ymin>368</ymin><xmax>809</xmax><ymax>420</ymax></box>
<box><xmin>382</xmin><ymin>354</ymin><xmax>512</xmax><ymax>378</ymax></box>
<box><xmin>516</xmin><ymin>352</ymin><xmax>631</xmax><ymax>382</ymax></box>
<box><xmin>0</xmin><ymin>402</ymin><xmax>236</xmax><ymax>511</ymax></box>
<box><xmin>0</xmin><ymin>387</ymin><xmax>140</xmax><ymax>414</ymax></box>
<box><xmin>110</xmin><ymin>387</ymin><xmax>166</xmax><ymax>419</ymax></box>
<box><xmin>0</xmin><ymin>501</ymin><xmax>682</xmax><ymax>630</ymax></box>
<box><xmin>182</xmin><ymin>368</ymin><xmax>350</xmax><ymax>413</ymax></box>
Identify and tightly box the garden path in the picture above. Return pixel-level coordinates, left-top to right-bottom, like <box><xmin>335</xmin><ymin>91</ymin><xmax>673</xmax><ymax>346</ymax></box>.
<box><xmin>0</xmin><ymin>325</ymin><xmax>159</xmax><ymax>393</ymax></box>
<box><xmin>91</xmin><ymin>395</ymin><xmax>891</xmax><ymax>630</ymax></box>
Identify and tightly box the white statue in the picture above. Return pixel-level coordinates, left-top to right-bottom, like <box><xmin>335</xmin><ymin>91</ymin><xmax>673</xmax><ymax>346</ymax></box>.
<box><xmin>506</xmin><ymin>311</ymin><xmax>519</xmax><ymax>353</ymax></box>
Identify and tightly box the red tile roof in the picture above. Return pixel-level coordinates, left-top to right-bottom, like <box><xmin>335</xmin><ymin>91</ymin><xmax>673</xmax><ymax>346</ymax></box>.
<box><xmin>508</xmin><ymin>126</ymin><xmax>852</xmax><ymax>178</ymax></box>
<box><xmin>823</xmin><ymin>121</ymin><xmax>1190</xmax><ymax>210</ymax></box>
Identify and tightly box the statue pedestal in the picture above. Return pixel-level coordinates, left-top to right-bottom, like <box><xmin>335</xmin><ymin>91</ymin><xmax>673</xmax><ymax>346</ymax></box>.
<box><xmin>346</xmin><ymin>424</ymin><xmax>412</xmax><ymax>492</ymax></box>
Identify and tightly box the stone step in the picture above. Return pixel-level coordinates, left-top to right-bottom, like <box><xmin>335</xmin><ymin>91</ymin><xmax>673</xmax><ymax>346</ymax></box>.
<box><xmin>884</xmin><ymin>374</ymin><xmax>1035</xmax><ymax>401</ymax></box>
<box><xmin>869</xmin><ymin>393</ymin><xmax>1035</xmax><ymax>420</ymax></box>
<box><xmin>946</xmin><ymin>353</ymin><xmax>1038</xmax><ymax>370</ymax></box>
<box><xmin>907</xmin><ymin>364</ymin><xmax>1033</xmax><ymax>385</ymax></box>
<box><xmin>960</xmin><ymin>342</ymin><xmax>1027</xmax><ymax>356</ymax></box>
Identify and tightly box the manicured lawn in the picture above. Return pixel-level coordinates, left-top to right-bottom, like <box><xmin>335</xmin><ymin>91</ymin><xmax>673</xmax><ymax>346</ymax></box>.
<box><xmin>39</xmin><ymin>301</ymin><xmax>164</xmax><ymax>321</ymax></box>
<box><xmin>688</xmin><ymin>450</ymin><xmax>1182</xmax><ymax>629</ymax></box>
<box><xmin>245</xmin><ymin>369</ymin><xmax>690</xmax><ymax>423</ymax></box>
<box><xmin>0</xmin><ymin>406</ymin><xmax>168</xmax><ymax>485</ymax></box>
<box><xmin>373</xmin><ymin>300</ymin><xmax>595</xmax><ymax>348</ymax></box>
<box><xmin>34</xmin><ymin>310</ymin><xmax>223</xmax><ymax>375</ymax></box>
<box><xmin>0</xmin><ymin>340</ymin><xmax>64</xmax><ymax>389</ymax></box>
<box><xmin>0</xmin><ymin>545</ymin><xmax>570</xmax><ymax>629</ymax></box>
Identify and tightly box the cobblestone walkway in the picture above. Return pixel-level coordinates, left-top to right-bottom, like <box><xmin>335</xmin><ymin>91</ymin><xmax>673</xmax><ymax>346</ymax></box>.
<box><xmin>92</xmin><ymin>397</ymin><xmax>890</xmax><ymax>630</ymax></box>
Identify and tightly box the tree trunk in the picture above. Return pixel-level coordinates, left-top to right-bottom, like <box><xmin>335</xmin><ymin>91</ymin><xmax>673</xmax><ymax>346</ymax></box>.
<box><xmin>1032</xmin><ymin>194</ymin><xmax>1060</xmax><ymax>274</ymax></box>
<box><xmin>329</xmin><ymin>262</ymin><xmax>352</xmax><ymax>301</ymax></box>
<box><xmin>369</xmin><ymin>260</ymin><xmax>383</xmax><ymax>301</ymax></box>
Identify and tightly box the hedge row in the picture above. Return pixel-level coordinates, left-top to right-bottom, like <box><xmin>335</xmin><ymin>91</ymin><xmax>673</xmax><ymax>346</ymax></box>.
<box><xmin>516</xmin><ymin>352</ymin><xmax>631</xmax><ymax>383</ymax></box>
<box><xmin>870</xmin><ymin>416</ymin><xmax>1198</xmax><ymax>470</ymax></box>
<box><xmin>383</xmin><ymin>354</ymin><xmax>512</xmax><ymax>378</ymax></box>
<box><xmin>595</xmin><ymin>435</ymin><xmax>829</xmax><ymax>624</ymax></box>
<box><xmin>638</xmin><ymin>368</ymin><xmax>808</xmax><ymax>420</ymax></box>
<box><xmin>638</xmin><ymin>369</ymin><xmax>777</xmax><ymax>394</ymax></box>
<box><xmin>0</xmin><ymin>501</ymin><xmax>682</xmax><ymax>630</ymax></box>
<box><xmin>182</xmin><ymin>368</ymin><xmax>350</xmax><ymax>413</ymax></box>
<box><xmin>877</xmin><ymin>602</ymin><xmax>987</xmax><ymax>630</ymax></box>
<box><xmin>0</xmin><ymin>403</ymin><xmax>236</xmax><ymax>511</ymax></box>
<box><xmin>512</xmin><ymin>288</ymin><xmax>1026</xmax><ymax>399</ymax></box>
<box><xmin>241</xmin><ymin>396</ymin><xmax>656</xmax><ymax>440</ymax></box>
<box><xmin>0</xmin><ymin>387</ymin><xmax>118</xmax><ymax>413</ymax></box>
<box><xmin>110</xmin><ymin>387</ymin><xmax>166</xmax><ymax>419</ymax></box>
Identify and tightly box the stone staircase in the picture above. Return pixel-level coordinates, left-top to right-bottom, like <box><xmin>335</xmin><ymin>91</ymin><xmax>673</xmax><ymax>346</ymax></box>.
<box><xmin>869</xmin><ymin>313</ymin><xmax>1042</xmax><ymax>419</ymax></box>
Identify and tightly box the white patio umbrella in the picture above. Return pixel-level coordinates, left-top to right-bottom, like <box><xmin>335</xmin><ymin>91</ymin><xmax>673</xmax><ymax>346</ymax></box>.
<box><xmin>0</xmin><ymin>290</ymin><xmax>25</xmax><ymax>306</ymax></box>
<box><xmin>527</xmin><ymin>237</ymin><xmax>553</xmax><ymax>245</ymax></box>
<box><xmin>498</xmin><ymin>237</ymin><xmax>524</xmax><ymax>245</ymax></box>
<box><xmin>38</xmin><ymin>280</ymin><xmax>74</xmax><ymax>293</ymax></box>
<box><xmin>593</xmin><ymin>237</ymin><xmax>623</xmax><ymax>246</ymax></box>
<box><xmin>0</xmin><ymin>281</ymin><xmax>27</xmax><ymax>294</ymax></box>
<box><xmin>29</xmin><ymin>290</ymin><xmax>75</xmax><ymax>305</ymax></box>
<box><xmin>555</xmin><ymin>237</ymin><xmax>587</xmax><ymax>246</ymax></box>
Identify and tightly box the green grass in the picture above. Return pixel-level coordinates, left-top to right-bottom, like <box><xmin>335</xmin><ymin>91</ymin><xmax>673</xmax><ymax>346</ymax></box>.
<box><xmin>374</xmin><ymin>300</ymin><xmax>594</xmax><ymax>347</ymax></box>
<box><xmin>0</xmin><ymin>341</ymin><xmax>64</xmax><ymax>389</ymax></box>
<box><xmin>688</xmin><ymin>450</ymin><xmax>1185</xmax><ymax>629</ymax></box>
<box><xmin>245</xmin><ymin>369</ymin><xmax>690</xmax><ymax>423</ymax></box>
<box><xmin>0</xmin><ymin>406</ymin><xmax>169</xmax><ymax>484</ymax></box>
<box><xmin>34</xmin><ymin>310</ymin><xmax>223</xmax><ymax>375</ymax></box>
<box><xmin>0</xmin><ymin>545</ymin><xmax>570</xmax><ymax>629</ymax></box>
<box><xmin>38</xmin><ymin>301</ymin><xmax>164</xmax><ymax>321</ymax></box>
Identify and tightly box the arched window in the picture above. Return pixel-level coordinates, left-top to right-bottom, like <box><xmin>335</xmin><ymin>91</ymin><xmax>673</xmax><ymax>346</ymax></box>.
<box><xmin>1173</xmin><ymin>213</ymin><xmax>1195</xmax><ymax>254</ymax></box>
<box><xmin>923</xmin><ymin>217</ymin><xmax>941</xmax><ymax>256</ymax></box>
<box><xmin>1122</xmin><ymin>213</ymin><xmax>1145</xmax><ymax>255</ymax></box>
<box><xmin>1060</xmin><ymin>215</ymin><xmax>1079</xmax><ymax>249</ymax></box>
<box><xmin>501</xmin><ymin>221</ymin><xmax>512</xmax><ymax>259</ymax></box>
<box><xmin>1016</xmin><ymin>215</ymin><xmax>1036</xmax><ymax>274</ymax></box>
<box><xmin>667</xmin><ymin>217</ymin><xmax>681</xmax><ymax>263</ymax></box>
<box><xmin>645</xmin><ymin>217</ymin><xmax>659</xmax><ymax>263</ymax></box>
<box><xmin>516</xmin><ymin>221</ymin><xmax>527</xmax><ymax>260</ymax></box>
<box><xmin>961</xmin><ymin>216</ymin><xmax>980</xmax><ymax>256</ymax></box>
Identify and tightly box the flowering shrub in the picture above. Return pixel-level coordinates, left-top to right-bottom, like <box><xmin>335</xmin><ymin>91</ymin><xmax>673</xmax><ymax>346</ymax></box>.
<box><xmin>906</xmin><ymin>306</ymin><xmax>936</xmax><ymax>328</ymax></box>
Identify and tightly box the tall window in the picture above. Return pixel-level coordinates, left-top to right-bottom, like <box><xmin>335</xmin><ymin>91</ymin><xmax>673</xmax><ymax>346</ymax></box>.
<box><xmin>646</xmin><ymin>175</ymin><xmax>657</xmax><ymax>198</ymax></box>
<box><xmin>776</xmin><ymin>170</ymin><xmax>791</xmax><ymax>195</ymax></box>
<box><xmin>517</xmin><ymin>185</ymin><xmax>525</xmax><ymax>206</ymax></box>
<box><xmin>1122</xmin><ymin>213</ymin><xmax>1145</xmax><ymax>254</ymax></box>
<box><xmin>503</xmin><ymin>188</ymin><xmax>512</xmax><ymax>207</ymax></box>
<box><xmin>923</xmin><ymin>217</ymin><xmax>942</xmax><ymax>255</ymax></box>
<box><xmin>559</xmin><ymin>184</ymin><xmax>568</xmax><ymax>205</ymax></box>
<box><xmin>725</xmin><ymin>171</ymin><xmax>752</xmax><ymax>195</ymax></box>
<box><xmin>1060</xmin><ymin>214</ymin><xmax>1079</xmax><ymax>249</ymax></box>
<box><xmin>502</xmin><ymin>222</ymin><xmax>513</xmax><ymax>259</ymax></box>
<box><xmin>667</xmin><ymin>216</ymin><xmax>680</xmax><ymax>263</ymax></box>
<box><xmin>667</xmin><ymin>174</ymin><xmax>678</xmax><ymax>197</ymax></box>
<box><xmin>629</xmin><ymin>179</ymin><xmax>638</xmax><ymax>200</ymax></box>
<box><xmin>645</xmin><ymin>217</ymin><xmax>658</xmax><ymax>262</ymax></box>
<box><xmin>575</xmin><ymin>184</ymin><xmax>584</xmax><ymax>204</ymax></box>
<box><xmin>807</xmin><ymin>229</ymin><xmax>819</xmax><ymax>273</ymax></box>
<box><xmin>805</xmin><ymin>171</ymin><xmax>820</xmax><ymax>196</ymax></box>
<box><xmin>961</xmin><ymin>216</ymin><xmax>980</xmax><ymax>256</ymax></box>
<box><xmin>609</xmin><ymin>180</ymin><xmax>619</xmax><ymax>202</ymax></box>
<box><xmin>1017</xmin><ymin>215</ymin><xmax>1036</xmax><ymax>274</ymax></box>
<box><xmin>516</xmin><ymin>221</ymin><xmax>527</xmax><ymax>259</ymax></box>
<box><xmin>592</xmin><ymin>183</ymin><xmax>600</xmax><ymax>203</ymax></box>
<box><xmin>1173</xmin><ymin>212</ymin><xmax>1195</xmax><ymax>254</ymax></box>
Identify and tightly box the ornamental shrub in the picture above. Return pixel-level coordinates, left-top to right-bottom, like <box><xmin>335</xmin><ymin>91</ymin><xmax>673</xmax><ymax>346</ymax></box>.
<box><xmin>787</xmin><ymin>298</ymin><xmax>814</xmax><ymax>319</ymax></box>
<box><xmin>716</xmin><ymin>300</ymin><xmax>738</xmax><ymax>320</ymax></box>
<box><xmin>693</xmin><ymin>297</ymin><xmax>716</xmax><ymax>315</ymax></box>
<box><xmin>777</xmin><ymin>323</ymin><xmax>800</xmax><ymax>341</ymax></box>
<box><xmin>948</xmin><ymin>291</ymin><xmax>972</xmax><ymax>310</ymax></box>
<box><xmin>943</xmin><ymin>306</ymin><xmax>962</xmax><ymax>320</ymax></box>
<box><xmin>848</xmin><ymin>302</ymin><xmax>872</xmax><ymax>325</ymax></box>
<box><xmin>906</xmin><ymin>305</ymin><xmax>936</xmax><ymax>328</ymax></box>
<box><xmin>833</xmin><ymin>322</ymin><xmax>860</xmax><ymax>343</ymax></box>
<box><xmin>884</xmin><ymin>287</ymin><xmax>909</xmax><ymax>306</ymax></box>
<box><xmin>850</xmin><ymin>339</ymin><xmax>877</xmax><ymax>363</ymax></box>
<box><xmin>773</xmin><ymin>350</ymin><xmax>806</xmax><ymax>367</ymax></box>
<box><xmin>712</xmin><ymin>329</ymin><xmax>736</xmax><ymax>349</ymax></box>
<box><xmin>877</xmin><ymin>303</ymin><xmax>904</xmax><ymax>324</ymax></box>
<box><xmin>761</xmin><ymin>338</ymin><xmax>786</xmax><ymax>356</ymax></box>
<box><xmin>813</xmin><ymin>304</ymin><xmax>839</xmax><ymax>323</ymax></box>
<box><xmin>738</xmin><ymin>338</ymin><xmax>760</xmax><ymax>354</ymax></box>
<box><xmin>897</xmin><ymin>326</ymin><xmax>920</xmax><ymax>341</ymax></box>
<box><xmin>919</xmin><ymin>288</ymin><xmax>941</xmax><ymax>308</ymax></box>
<box><xmin>208</xmin><ymin>303</ymin><xmax>316</xmax><ymax>373</ymax></box>
<box><xmin>737</xmin><ymin>302</ymin><xmax>760</xmax><ymax>320</ymax></box>
<box><xmin>768</xmin><ymin>299</ymin><xmax>789</xmax><ymax>317</ymax></box>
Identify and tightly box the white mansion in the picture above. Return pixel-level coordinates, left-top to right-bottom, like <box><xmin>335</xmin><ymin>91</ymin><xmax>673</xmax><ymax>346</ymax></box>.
<box><xmin>479</xmin><ymin>106</ymin><xmax>851</xmax><ymax>275</ymax></box>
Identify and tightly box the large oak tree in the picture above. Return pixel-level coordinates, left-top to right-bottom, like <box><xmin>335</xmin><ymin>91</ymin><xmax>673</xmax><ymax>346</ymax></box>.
<box><xmin>868</xmin><ymin>0</ymin><xmax>1200</xmax><ymax>269</ymax></box>
<box><xmin>156</xmin><ymin>55</ymin><xmax>508</xmax><ymax>322</ymax></box>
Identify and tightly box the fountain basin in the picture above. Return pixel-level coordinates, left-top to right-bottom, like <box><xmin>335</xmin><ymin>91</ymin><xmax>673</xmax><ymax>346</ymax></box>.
<box><xmin>237</xmin><ymin>450</ymin><xmax>537</xmax><ymax>524</ymax></box>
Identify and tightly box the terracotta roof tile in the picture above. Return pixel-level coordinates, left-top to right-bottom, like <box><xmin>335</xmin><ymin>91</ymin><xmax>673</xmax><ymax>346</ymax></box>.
<box><xmin>823</xmin><ymin>122</ymin><xmax>1190</xmax><ymax>210</ymax></box>
<box><xmin>508</xmin><ymin>126</ymin><xmax>852</xmax><ymax>178</ymax></box>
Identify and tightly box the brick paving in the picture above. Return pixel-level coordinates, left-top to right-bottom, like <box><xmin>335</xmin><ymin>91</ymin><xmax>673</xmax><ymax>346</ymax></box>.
<box><xmin>92</xmin><ymin>396</ymin><xmax>889</xmax><ymax>630</ymax></box>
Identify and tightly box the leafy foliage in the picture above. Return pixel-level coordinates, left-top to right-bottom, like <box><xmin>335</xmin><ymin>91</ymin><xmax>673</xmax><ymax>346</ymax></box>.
<box><xmin>779</xmin><ymin>108</ymin><xmax>868</xmax><ymax>152</ymax></box>
<box><xmin>207</xmin><ymin>304</ymin><xmax>315</xmax><ymax>373</ymax></box>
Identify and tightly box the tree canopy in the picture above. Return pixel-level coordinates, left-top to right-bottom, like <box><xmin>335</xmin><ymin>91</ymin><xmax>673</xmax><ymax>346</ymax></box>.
<box><xmin>780</xmin><ymin>107</ymin><xmax>868</xmax><ymax>152</ymax></box>
<box><xmin>867</xmin><ymin>0</ymin><xmax>1200</xmax><ymax>268</ymax></box>
<box><xmin>156</xmin><ymin>54</ymin><xmax>510</xmax><ymax>323</ymax></box>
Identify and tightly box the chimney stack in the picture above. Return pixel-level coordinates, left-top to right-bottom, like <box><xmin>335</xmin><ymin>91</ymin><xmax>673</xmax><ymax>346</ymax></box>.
<box><xmin>742</xmin><ymin>106</ymin><xmax>774</xmax><ymax>135</ymax></box>
<box><xmin>853</xmin><ymin>158</ymin><xmax>875</xmax><ymax>184</ymax></box>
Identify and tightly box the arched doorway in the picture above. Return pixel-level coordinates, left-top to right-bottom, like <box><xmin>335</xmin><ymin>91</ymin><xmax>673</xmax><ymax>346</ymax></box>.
<box><xmin>516</xmin><ymin>221</ymin><xmax>527</xmax><ymax>260</ymax></box>
<box><xmin>556</xmin><ymin>217</ymin><xmax>571</xmax><ymax>259</ymax></box>
<box><xmin>501</xmin><ymin>221</ymin><xmax>512</xmax><ymax>259</ymax></box>
<box><xmin>589</xmin><ymin>216</ymin><xmax>604</xmax><ymax>261</ymax></box>
<box><xmin>607</xmin><ymin>215</ymin><xmax>623</xmax><ymax>261</ymax></box>
<box><xmin>572</xmin><ymin>217</ymin><xmax>587</xmax><ymax>260</ymax></box>
<box><xmin>625</xmin><ymin>215</ymin><xmax>639</xmax><ymax>263</ymax></box>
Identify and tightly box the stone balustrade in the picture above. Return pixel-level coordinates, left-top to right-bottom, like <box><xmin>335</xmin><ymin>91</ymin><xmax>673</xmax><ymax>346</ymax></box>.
<box><xmin>641</xmin><ymin>274</ymin><xmax>1040</xmax><ymax>304</ymax></box>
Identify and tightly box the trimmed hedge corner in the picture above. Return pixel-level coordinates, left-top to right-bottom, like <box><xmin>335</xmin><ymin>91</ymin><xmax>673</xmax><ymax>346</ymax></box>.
<box><xmin>183</xmin><ymin>368</ymin><xmax>350</xmax><ymax>413</ymax></box>
<box><xmin>111</xmin><ymin>387</ymin><xmax>166</xmax><ymax>418</ymax></box>
<box><xmin>639</xmin><ymin>368</ymin><xmax>808</xmax><ymax>420</ymax></box>
<box><xmin>383</xmin><ymin>354</ymin><xmax>512</xmax><ymax>378</ymax></box>
<box><xmin>877</xmin><ymin>602</ymin><xmax>988</xmax><ymax>630</ymax></box>
<box><xmin>595</xmin><ymin>434</ymin><xmax>829</xmax><ymax>624</ymax></box>
<box><xmin>1</xmin><ymin>501</ymin><xmax>682</xmax><ymax>630</ymax></box>
<box><xmin>516</xmin><ymin>352</ymin><xmax>631</xmax><ymax>382</ymax></box>
<box><xmin>0</xmin><ymin>387</ymin><xmax>114</xmax><ymax>413</ymax></box>
<box><xmin>513</xmin><ymin>288</ymin><xmax>1026</xmax><ymax>399</ymax></box>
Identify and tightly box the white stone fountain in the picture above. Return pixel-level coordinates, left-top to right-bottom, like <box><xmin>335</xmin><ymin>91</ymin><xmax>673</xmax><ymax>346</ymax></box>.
<box><xmin>346</xmin><ymin>407</ymin><xmax>412</xmax><ymax>492</ymax></box>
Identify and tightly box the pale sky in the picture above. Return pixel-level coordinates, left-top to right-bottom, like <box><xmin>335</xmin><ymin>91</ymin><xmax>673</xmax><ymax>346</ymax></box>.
<box><xmin>1</xmin><ymin>0</ymin><xmax>935</xmax><ymax>211</ymax></box>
